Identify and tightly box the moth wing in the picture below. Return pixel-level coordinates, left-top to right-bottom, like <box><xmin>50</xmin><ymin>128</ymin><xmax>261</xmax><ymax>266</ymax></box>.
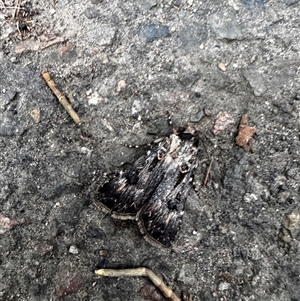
<box><xmin>97</xmin><ymin>150</ymin><xmax>167</xmax><ymax>219</ymax></box>
<box><xmin>138</xmin><ymin>162</ymin><xmax>194</xmax><ymax>247</ymax></box>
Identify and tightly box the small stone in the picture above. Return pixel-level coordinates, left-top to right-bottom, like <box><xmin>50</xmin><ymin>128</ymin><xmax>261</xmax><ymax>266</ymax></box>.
<box><xmin>243</xmin><ymin>69</ymin><xmax>267</xmax><ymax>97</ymax></box>
<box><xmin>139</xmin><ymin>24</ymin><xmax>170</xmax><ymax>43</ymax></box>
<box><xmin>190</xmin><ymin>109</ymin><xmax>204</xmax><ymax>123</ymax></box>
<box><xmin>136</xmin><ymin>0</ymin><xmax>157</xmax><ymax>11</ymax></box>
<box><xmin>208</xmin><ymin>11</ymin><xmax>243</xmax><ymax>40</ymax></box>
<box><xmin>282</xmin><ymin>209</ymin><xmax>300</xmax><ymax>238</ymax></box>
<box><xmin>116</xmin><ymin>79</ymin><xmax>127</xmax><ymax>94</ymax></box>
<box><xmin>29</xmin><ymin>108</ymin><xmax>41</xmax><ymax>123</ymax></box>
<box><xmin>54</xmin><ymin>202</ymin><xmax>61</xmax><ymax>208</ymax></box>
<box><xmin>97</xmin><ymin>52</ymin><xmax>109</xmax><ymax>63</ymax></box>
<box><xmin>218</xmin><ymin>62</ymin><xmax>226</xmax><ymax>71</ymax></box>
<box><xmin>69</xmin><ymin>245</ymin><xmax>79</xmax><ymax>255</ymax></box>
<box><xmin>87</xmin><ymin>91</ymin><xmax>101</xmax><ymax>105</ymax></box>
<box><xmin>80</xmin><ymin>147</ymin><xmax>92</xmax><ymax>156</ymax></box>
<box><xmin>0</xmin><ymin>90</ymin><xmax>16</xmax><ymax>111</ymax></box>
<box><xmin>218</xmin><ymin>281</ymin><xmax>230</xmax><ymax>291</ymax></box>
<box><xmin>0</xmin><ymin>213</ymin><xmax>18</xmax><ymax>234</ymax></box>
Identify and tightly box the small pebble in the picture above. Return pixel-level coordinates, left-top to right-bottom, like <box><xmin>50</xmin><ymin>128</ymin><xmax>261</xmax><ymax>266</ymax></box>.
<box><xmin>218</xmin><ymin>62</ymin><xmax>226</xmax><ymax>71</ymax></box>
<box><xmin>190</xmin><ymin>109</ymin><xmax>204</xmax><ymax>123</ymax></box>
<box><xmin>218</xmin><ymin>281</ymin><xmax>230</xmax><ymax>291</ymax></box>
<box><xmin>29</xmin><ymin>108</ymin><xmax>41</xmax><ymax>123</ymax></box>
<box><xmin>69</xmin><ymin>245</ymin><xmax>79</xmax><ymax>255</ymax></box>
<box><xmin>139</xmin><ymin>24</ymin><xmax>170</xmax><ymax>43</ymax></box>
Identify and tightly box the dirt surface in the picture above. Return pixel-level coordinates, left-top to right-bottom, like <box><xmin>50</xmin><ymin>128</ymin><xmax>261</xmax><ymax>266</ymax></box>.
<box><xmin>1</xmin><ymin>0</ymin><xmax>300</xmax><ymax>300</ymax></box>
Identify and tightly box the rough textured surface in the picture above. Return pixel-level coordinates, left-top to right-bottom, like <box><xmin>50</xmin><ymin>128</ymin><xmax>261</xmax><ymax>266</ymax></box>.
<box><xmin>0</xmin><ymin>1</ymin><xmax>300</xmax><ymax>300</ymax></box>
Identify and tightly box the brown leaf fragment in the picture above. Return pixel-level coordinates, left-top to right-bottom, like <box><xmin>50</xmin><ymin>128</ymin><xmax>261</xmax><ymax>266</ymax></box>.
<box><xmin>212</xmin><ymin>111</ymin><xmax>234</xmax><ymax>135</ymax></box>
<box><xmin>0</xmin><ymin>213</ymin><xmax>18</xmax><ymax>234</ymax></box>
<box><xmin>235</xmin><ymin>114</ymin><xmax>256</xmax><ymax>147</ymax></box>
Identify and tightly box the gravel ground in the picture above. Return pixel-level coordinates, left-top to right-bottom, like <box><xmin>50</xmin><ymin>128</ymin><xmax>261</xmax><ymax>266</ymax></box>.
<box><xmin>1</xmin><ymin>0</ymin><xmax>300</xmax><ymax>300</ymax></box>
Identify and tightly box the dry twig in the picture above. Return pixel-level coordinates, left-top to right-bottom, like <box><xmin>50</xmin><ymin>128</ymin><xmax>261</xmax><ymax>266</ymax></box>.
<box><xmin>95</xmin><ymin>267</ymin><xmax>181</xmax><ymax>301</ymax></box>
<box><xmin>203</xmin><ymin>156</ymin><xmax>214</xmax><ymax>186</ymax></box>
<box><xmin>13</xmin><ymin>0</ymin><xmax>20</xmax><ymax>19</ymax></box>
<box><xmin>40</xmin><ymin>37</ymin><xmax>65</xmax><ymax>50</ymax></box>
<box><xmin>41</xmin><ymin>70</ymin><xmax>81</xmax><ymax>125</ymax></box>
<box><xmin>15</xmin><ymin>36</ymin><xmax>65</xmax><ymax>53</ymax></box>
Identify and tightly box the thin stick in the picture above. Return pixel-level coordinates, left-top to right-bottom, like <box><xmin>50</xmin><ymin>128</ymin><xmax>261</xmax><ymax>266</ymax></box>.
<box><xmin>13</xmin><ymin>0</ymin><xmax>20</xmax><ymax>18</ymax></box>
<box><xmin>40</xmin><ymin>36</ymin><xmax>65</xmax><ymax>50</ymax></box>
<box><xmin>41</xmin><ymin>70</ymin><xmax>81</xmax><ymax>125</ymax></box>
<box><xmin>95</xmin><ymin>267</ymin><xmax>181</xmax><ymax>301</ymax></box>
<box><xmin>203</xmin><ymin>156</ymin><xmax>213</xmax><ymax>186</ymax></box>
<box><xmin>16</xmin><ymin>20</ymin><xmax>22</xmax><ymax>40</ymax></box>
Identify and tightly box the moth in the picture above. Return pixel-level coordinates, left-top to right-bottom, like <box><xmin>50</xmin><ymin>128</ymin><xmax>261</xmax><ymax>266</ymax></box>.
<box><xmin>97</xmin><ymin>126</ymin><xmax>199</xmax><ymax>248</ymax></box>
